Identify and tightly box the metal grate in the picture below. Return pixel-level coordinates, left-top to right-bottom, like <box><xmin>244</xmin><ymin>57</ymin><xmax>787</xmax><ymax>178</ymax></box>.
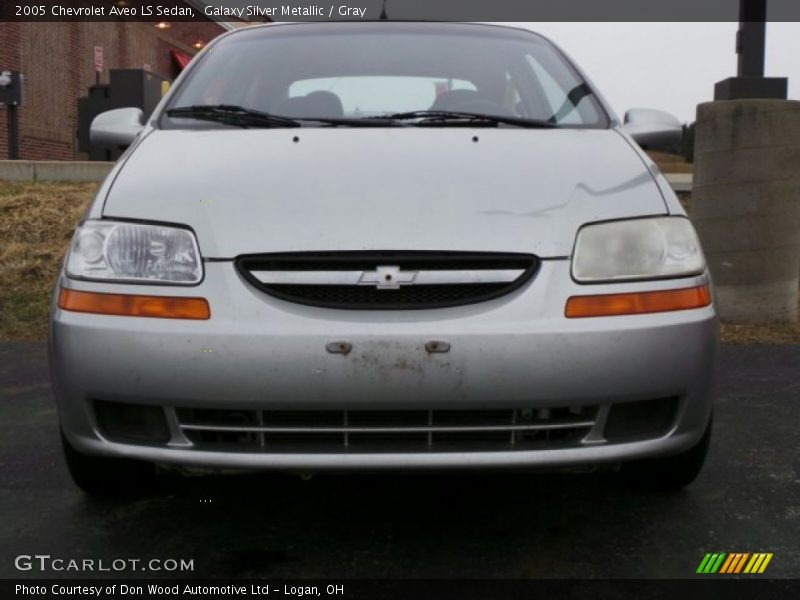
<box><xmin>174</xmin><ymin>406</ymin><xmax>598</xmax><ymax>453</ymax></box>
<box><xmin>236</xmin><ymin>251</ymin><xmax>539</xmax><ymax>310</ymax></box>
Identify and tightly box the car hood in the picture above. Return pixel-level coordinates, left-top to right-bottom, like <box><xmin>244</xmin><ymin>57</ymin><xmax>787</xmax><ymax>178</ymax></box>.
<box><xmin>103</xmin><ymin>128</ymin><xmax>666</xmax><ymax>258</ymax></box>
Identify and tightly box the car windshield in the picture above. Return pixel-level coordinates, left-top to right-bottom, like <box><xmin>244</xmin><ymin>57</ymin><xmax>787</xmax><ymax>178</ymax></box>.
<box><xmin>163</xmin><ymin>23</ymin><xmax>609</xmax><ymax>129</ymax></box>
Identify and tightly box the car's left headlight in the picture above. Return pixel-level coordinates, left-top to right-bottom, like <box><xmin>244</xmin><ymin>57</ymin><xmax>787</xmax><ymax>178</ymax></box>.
<box><xmin>572</xmin><ymin>216</ymin><xmax>705</xmax><ymax>282</ymax></box>
<box><xmin>66</xmin><ymin>220</ymin><xmax>203</xmax><ymax>284</ymax></box>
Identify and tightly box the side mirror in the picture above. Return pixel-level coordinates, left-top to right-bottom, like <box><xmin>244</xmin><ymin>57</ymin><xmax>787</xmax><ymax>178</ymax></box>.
<box><xmin>622</xmin><ymin>108</ymin><xmax>682</xmax><ymax>151</ymax></box>
<box><xmin>90</xmin><ymin>107</ymin><xmax>145</xmax><ymax>148</ymax></box>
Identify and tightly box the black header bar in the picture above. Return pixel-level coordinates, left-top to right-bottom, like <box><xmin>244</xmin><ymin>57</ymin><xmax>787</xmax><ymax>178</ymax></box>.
<box><xmin>5</xmin><ymin>579</ymin><xmax>800</xmax><ymax>600</ymax></box>
<box><xmin>3</xmin><ymin>0</ymin><xmax>800</xmax><ymax>23</ymax></box>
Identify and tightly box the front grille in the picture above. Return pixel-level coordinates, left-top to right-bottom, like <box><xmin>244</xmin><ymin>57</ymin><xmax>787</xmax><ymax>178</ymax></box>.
<box><xmin>260</xmin><ymin>283</ymin><xmax>510</xmax><ymax>307</ymax></box>
<box><xmin>175</xmin><ymin>406</ymin><xmax>598</xmax><ymax>453</ymax></box>
<box><xmin>236</xmin><ymin>251</ymin><xmax>539</xmax><ymax>310</ymax></box>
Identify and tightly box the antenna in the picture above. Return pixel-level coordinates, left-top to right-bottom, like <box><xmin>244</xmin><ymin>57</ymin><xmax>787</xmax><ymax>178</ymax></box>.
<box><xmin>379</xmin><ymin>0</ymin><xmax>388</xmax><ymax>20</ymax></box>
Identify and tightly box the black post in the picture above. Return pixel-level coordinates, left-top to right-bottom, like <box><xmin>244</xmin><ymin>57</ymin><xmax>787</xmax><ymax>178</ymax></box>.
<box><xmin>0</xmin><ymin>70</ymin><xmax>23</xmax><ymax>158</ymax></box>
<box><xmin>737</xmin><ymin>0</ymin><xmax>767</xmax><ymax>78</ymax></box>
<box><xmin>715</xmin><ymin>0</ymin><xmax>787</xmax><ymax>100</ymax></box>
<box><xmin>7</xmin><ymin>103</ymin><xmax>19</xmax><ymax>160</ymax></box>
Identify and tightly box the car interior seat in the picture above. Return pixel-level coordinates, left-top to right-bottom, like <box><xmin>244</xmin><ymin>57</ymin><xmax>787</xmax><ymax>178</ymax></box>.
<box><xmin>430</xmin><ymin>89</ymin><xmax>513</xmax><ymax>115</ymax></box>
<box><xmin>274</xmin><ymin>91</ymin><xmax>345</xmax><ymax>118</ymax></box>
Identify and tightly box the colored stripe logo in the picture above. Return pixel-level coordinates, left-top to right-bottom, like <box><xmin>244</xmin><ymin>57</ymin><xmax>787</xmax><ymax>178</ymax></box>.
<box><xmin>697</xmin><ymin>552</ymin><xmax>773</xmax><ymax>574</ymax></box>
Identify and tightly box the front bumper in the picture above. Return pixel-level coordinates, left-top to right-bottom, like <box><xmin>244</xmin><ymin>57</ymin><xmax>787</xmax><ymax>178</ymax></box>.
<box><xmin>50</xmin><ymin>260</ymin><xmax>718</xmax><ymax>471</ymax></box>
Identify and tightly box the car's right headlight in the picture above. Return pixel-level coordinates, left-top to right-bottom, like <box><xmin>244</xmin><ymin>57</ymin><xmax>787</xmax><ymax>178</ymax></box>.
<box><xmin>66</xmin><ymin>220</ymin><xmax>203</xmax><ymax>285</ymax></box>
<box><xmin>572</xmin><ymin>216</ymin><xmax>705</xmax><ymax>283</ymax></box>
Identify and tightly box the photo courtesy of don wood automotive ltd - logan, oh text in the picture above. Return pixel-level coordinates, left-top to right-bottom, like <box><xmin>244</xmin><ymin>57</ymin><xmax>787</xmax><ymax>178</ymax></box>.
<box><xmin>1</xmin><ymin>0</ymin><xmax>800</xmax><ymax>598</ymax></box>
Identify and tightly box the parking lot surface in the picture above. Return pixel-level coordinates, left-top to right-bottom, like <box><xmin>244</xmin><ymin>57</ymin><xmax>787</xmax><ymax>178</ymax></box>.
<box><xmin>1</xmin><ymin>341</ymin><xmax>798</xmax><ymax>578</ymax></box>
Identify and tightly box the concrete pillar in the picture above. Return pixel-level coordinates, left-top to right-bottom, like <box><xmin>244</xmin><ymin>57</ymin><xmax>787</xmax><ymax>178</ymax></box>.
<box><xmin>692</xmin><ymin>100</ymin><xmax>800</xmax><ymax>323</ymax></box>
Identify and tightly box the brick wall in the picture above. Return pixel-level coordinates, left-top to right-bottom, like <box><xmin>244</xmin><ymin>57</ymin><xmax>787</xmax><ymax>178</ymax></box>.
<box><xmin>162</xmin><ymin>21</ymin><xmax>224</xmax><ymax>52</ymax></box>
<box><xmin>0</xmin><ymin>19</ymin><xmax>225</xmax><ymax>160</ymax></box>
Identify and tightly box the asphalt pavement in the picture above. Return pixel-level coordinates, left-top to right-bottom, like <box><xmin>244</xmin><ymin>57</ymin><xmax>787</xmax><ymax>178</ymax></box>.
<box><xmin>1</xmin><ymin>341</ymin><xmax>798</xmax><ymax>579</ymax></box>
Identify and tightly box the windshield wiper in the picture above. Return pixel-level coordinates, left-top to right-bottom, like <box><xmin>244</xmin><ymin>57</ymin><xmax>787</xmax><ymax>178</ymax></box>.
<box><xmin>166</xmin><ymin>105</ymin><xmax>547</xmax><ymax>129</ymax></box>
<box><xmin>366</xmin><ymin>110</ymin><xmax>557</xmax><ymax>129</ymax></box>
<box><xmin>166</xmin><ymin>105</ymin><xmax>405</xmax><ymax>128</ymax></box>
<box><xmin>166</xmin><ymin>105</ymin><xmax>302</xmax><ymax>128</ymax></box>
<box><xmin>298</xmin><ymin>116</ymin><xmax>408</xmax><ymax>127</ymax></box>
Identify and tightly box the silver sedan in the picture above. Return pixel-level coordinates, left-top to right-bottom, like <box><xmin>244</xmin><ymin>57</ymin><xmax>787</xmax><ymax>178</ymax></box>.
<box><xmin>51</xmin><ymin>22</ymin><xmax>717</xmax><ymax>495</ymax></box>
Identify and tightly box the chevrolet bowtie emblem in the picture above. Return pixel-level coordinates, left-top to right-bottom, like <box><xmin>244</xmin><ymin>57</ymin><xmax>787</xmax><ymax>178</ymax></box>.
<box><xmin>358</xmin><ymin>266</ymin><xmax>417</xmax><ymax>289</ymax></box>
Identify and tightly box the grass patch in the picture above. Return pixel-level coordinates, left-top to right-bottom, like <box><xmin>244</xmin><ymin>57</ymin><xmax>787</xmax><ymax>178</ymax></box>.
<box><xmin>0</xmin><ymin>181</ymin><xmax>96</xmax><ymax>340</ymax></box>
<box><xmin>721</xmin><ymin>321</ymin><xmax>800</xmax><ymax>345</ymax></box>
<box><xmin>646</xmin><ymin>151</ymin><xmax>694</xmax><ymax>174</ymax></box>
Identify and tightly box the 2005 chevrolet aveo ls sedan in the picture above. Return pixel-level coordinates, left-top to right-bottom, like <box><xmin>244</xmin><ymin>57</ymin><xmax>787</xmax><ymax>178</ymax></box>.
<box><xmin>51</xmin><ymin>22</ymin><xmax>717</xmax><ymax>495</ymax></box>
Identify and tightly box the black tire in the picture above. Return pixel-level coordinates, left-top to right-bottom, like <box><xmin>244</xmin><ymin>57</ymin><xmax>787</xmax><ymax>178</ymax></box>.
<box><xmin>620</xmin><ymin>416</ymin><xmax>712</xmax><ymax>491</ymax></box>
<box><xmin>61</xmin><ymin>429</ymin><xmax>157</xmax><ymax>497</ymax></box>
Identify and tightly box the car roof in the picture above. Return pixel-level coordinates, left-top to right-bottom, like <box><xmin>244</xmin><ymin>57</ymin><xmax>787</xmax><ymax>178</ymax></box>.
<box><xmin>213</xmin><ymin>20</ymin><xmax>551</xmax><ymax>45</ymax></box>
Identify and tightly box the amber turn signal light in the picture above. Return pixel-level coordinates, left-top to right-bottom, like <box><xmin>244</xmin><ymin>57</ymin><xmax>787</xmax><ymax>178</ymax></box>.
<box><xmin>58</xmin><ymin>288</ymin><xmax>210</xmax><ymax>320</ymax></box>
<box><xmin>565</xmin><ymin>284</ymin><xmax>711</xmax><ymax>318</ymax></box>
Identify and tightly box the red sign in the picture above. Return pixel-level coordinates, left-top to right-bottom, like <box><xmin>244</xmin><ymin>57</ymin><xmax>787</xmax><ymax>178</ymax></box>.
<box><xmin>94</xmin><ymin>46</ymin><xmax>103</xmax><ymax>72</ymax></box>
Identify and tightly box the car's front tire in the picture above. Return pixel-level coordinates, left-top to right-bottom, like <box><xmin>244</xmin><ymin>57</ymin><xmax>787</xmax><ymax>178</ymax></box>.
<box><xmin>620</xmin><ymin>415</ymin><xmax>712</xmax><ymax>491</ymax></box>
<box><xmin>61</xmin><ymin>429</ymin><xmax>157</xmax><ymax>496</ymax></box>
